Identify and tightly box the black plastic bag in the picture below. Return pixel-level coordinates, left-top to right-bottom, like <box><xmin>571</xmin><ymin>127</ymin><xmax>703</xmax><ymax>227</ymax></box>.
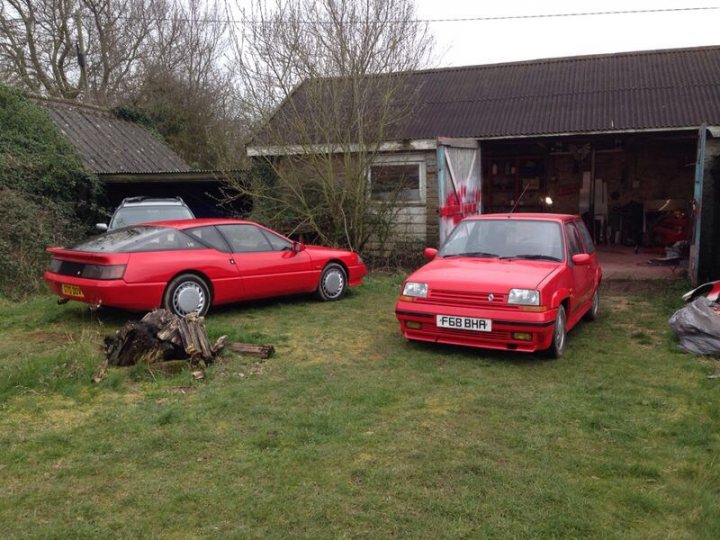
<box><xmin>668</xmin><ymin>298</ymin><xmax>720</xmax><ymax>356</ymax></box>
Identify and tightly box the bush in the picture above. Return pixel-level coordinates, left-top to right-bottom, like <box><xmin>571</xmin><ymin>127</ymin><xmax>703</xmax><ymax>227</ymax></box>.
<box><xmin>0</xmin><ymin>84</ymin><xmax>103</xmax><ymax>298</ymax></box>
<box><xmin>0</xmin><ymin>189</ymin><xmax>78</xmax><ymax>298</ymax></box>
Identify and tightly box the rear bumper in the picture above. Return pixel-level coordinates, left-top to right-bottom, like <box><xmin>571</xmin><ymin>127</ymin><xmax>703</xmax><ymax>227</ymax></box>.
<box><xmin>395</xmin><ymin>300</ymin><xmax>557</xmax><ymax>353</ymax></box>
<box><xmin>44</xmin><ymin>272</ymin><xmax>164</xmax><ymax>311</ymax></box>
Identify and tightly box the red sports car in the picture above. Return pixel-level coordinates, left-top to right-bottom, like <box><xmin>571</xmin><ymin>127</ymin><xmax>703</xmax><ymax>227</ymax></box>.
<box><xmin>395</xmin><ymin>214</ymin><xmax>602</xmax><ymax>358</ymax></box>
<box><xmin>45</xmin><ymin>219</ymin><xmax>367</xmax><ymax>316</ymax></box>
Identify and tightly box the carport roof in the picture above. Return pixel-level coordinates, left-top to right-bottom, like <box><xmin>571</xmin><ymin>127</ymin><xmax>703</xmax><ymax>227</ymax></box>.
<box><xmin>39</xmin><ymin>98</ymin><xmax>191</xmax><ymax>174</ymax></box>
<box><xmin>250</xmin><ymin>45</ymin><xmax>720</xmax><ymax>149</ymax></box>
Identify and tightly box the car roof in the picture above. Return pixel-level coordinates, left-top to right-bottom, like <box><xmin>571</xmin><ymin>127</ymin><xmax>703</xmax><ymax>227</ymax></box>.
<box><xmin>466</xmin><ymin>213</ymin><xmax>579</xmax><ymax>222</ymax></box>
<box><xmin>119</xmin><ymin>198</ymin><xmax>187</xmax><ymax>207</ymax></box>
<box><xmin>146</xmin><ymin>218</ymin><xmax>252</xmax><ymax>229</ymax></box>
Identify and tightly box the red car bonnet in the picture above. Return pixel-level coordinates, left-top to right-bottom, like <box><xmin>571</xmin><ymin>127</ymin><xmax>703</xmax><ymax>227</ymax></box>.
<box><xmin>407</xmin><ymin>258</ymin><xmax>560</xmax><ymax>293</ymax></box>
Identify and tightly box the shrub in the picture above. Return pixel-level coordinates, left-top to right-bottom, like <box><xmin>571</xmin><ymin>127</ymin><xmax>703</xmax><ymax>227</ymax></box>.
<box><xmin>0</xmin><ymin>189</ymin><xmax>79</xmax><ymax>298</ymax></box>
<box><xmin>0</xmin><ymin>84</ymin><xmax>103</xmax><ymax>298</ymax></box>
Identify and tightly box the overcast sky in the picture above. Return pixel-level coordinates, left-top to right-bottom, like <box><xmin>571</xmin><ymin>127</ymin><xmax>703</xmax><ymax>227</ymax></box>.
<box><xmin>414</xmin><ymin>0</ymin><xmax>720</xmax><ymax>67</ymax></box>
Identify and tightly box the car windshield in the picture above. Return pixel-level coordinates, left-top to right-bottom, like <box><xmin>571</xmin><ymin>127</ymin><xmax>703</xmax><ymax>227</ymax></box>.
<box><xmin>72</xmin><ymin>226</ymin><xmax>200</xmax><ymax>253</ymax></box>
<box><xmin>109</xmin><ymin>206</ymin><xmax>194</xmax><ymax>229</ymax></box>
<box><xmin>439</xmin><ymin>219</ymin><xmax>565</xmax><ymax>262</ymax></box>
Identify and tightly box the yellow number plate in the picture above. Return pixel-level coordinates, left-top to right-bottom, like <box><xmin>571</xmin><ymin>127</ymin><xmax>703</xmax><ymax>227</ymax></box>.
<box><xmin>61</xmin><ymin>284</ymin><xmax>84</xmax><ymax>298</ymax></box>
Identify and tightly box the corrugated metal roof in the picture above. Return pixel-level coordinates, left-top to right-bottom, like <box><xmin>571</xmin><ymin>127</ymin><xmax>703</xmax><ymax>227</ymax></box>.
<box><xmin>251</xmin><ymin>46</ymin><xmax>720</xmax><ymax>147</ymax></box>
<box><xmin>40</xmin><ymin>99</ymin><xmax>191</xmax><ymax>174</ymax></box>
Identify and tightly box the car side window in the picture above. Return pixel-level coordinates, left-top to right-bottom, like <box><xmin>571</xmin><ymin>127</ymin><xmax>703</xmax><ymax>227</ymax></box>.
<box><xmin>127</xmin><ymin>229</ymin><xmax>203</xmax><ymax>252</ymax></box>
<box><xmin>565</xmin><ymin>223</ymin><xmax>583</xmax><ymax>258</ymax></box>
<box><xmin>218</xmin><ymin>225</ymin><xmax>273</xmax><ymax>253</ymax></box>
<box><xmin>261</xmin><ymin>229</ymin><xmax>293</xmax><ymax>251</ymax></box>
<box><xmin>185</xmin><ymin>226</ymin><xmax>230</xmax><ymax>252</ymax></box>
<box><xmin>576</xmin><ymin>220</ymin><xmax>596</xmax><ymax>254</ymax></box>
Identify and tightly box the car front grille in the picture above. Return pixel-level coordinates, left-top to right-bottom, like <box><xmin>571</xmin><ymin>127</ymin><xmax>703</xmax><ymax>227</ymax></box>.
<box><xmin>419</xmin><ymin>288</ymin><xmax>513</xmax><ymax>309</ymax></box>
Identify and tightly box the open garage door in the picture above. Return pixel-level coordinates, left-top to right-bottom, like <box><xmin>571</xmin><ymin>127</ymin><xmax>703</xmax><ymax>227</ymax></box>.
<box><xmin>689</xmin><ymin>126</ymin><xmax>706</xmax><ymax>285</ymax></box>
<box><xmin>437</xmin><ymin>138</ymin><xmax>482</xmax><ymax>243</ymax></box>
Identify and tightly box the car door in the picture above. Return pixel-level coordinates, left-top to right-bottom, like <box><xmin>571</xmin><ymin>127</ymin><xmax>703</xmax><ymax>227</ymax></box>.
<box><xmin>184</xmin><ymin>225</ymin><xmax>244</xmax><ymax>304</ymax></box>
<box><xmin>217</xmin><ymin>224</ymin><xmax>314</xmax><ymax>300</ymax></box>
<box><xmin>564</xmin><ymin>221</ymin><xmax>594</xmax><ymax>317</ymax></box>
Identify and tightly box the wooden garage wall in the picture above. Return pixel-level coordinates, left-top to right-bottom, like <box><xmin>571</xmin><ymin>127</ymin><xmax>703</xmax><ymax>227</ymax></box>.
<box><xmin>365</xmin><ymin>149</ymin><xmax>438</xmax><ymax>254</ymax></box>
<box><xmin>269</xmin><ymin>150</ymin><xmax>438</xmax><ymax>255</ymax></box>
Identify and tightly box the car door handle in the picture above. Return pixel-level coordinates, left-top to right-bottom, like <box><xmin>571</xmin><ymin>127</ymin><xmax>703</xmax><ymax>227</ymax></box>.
<box><xmin>229</xmin><ymin>258</ymin><xmax>236</xmax><ymax>265</ymax></box>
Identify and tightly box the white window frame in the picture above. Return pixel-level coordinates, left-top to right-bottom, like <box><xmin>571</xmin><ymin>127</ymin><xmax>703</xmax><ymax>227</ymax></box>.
<box><xmin>368</xmin><ymin>153</ymin><xmax>427</xmax><ymax>205</ymax></box>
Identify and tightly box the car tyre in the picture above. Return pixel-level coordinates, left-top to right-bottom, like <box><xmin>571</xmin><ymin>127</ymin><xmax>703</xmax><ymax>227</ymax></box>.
<box><xmin>317</xmin><ymin>262</ymin><xmax>347</xmax><ymax>301</ymax></box>
<box><xmin>584</xmin><ymin>289</ymin><xmax>600</xmax><ymax>321</ymax></box>
<box><xmin>164</xmin><ymin>273</ymin><xmax>211</xmax><ymax>317</ymax></box>
<box><xmin>546</xmin><ymin>305</ymin><xmax>567</xmax><ymax>359</ymax></box>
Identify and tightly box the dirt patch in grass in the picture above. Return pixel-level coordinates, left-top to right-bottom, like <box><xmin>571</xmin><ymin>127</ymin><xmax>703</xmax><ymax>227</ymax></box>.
<box><xmin>607</xmin><ymin>296</ymin><xmax>634</xmax><ymax>312</ymax></box>
<box><xmin>22</xmin><ymin>329</ymin><xmax>71</xmax><ymax>345</ymax></box>
<box><xmin>602</xmin><ymin>280</ymin><xmax>683</xmax><ymax>295</ymax></box>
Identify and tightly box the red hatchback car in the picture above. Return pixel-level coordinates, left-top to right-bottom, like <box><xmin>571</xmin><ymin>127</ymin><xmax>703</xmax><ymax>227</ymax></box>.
<box><xmin>45</xmin><ymin>219</ymin><xmax>367</xmax><ymax>316</ymax></box>
<box><xmin>395</xmin><ymin>214</ymin><xmax>602</xmax><ymax>357</ymax></box>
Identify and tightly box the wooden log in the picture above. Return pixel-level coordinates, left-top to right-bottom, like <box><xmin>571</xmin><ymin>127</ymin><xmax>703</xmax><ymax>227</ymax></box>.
<box><xmin>230</xmin><ymin>342</ymin><xmax>275</xmax><ymax>359</ymax></box>
<box><xmin>92</xmin><ymin>360</ymin><xmax>109</xmax><ymax>383</ymax></box>
<box><xmin>211</xmin><ymin>335</ymin><xmax>228</xmax><ymax>355</ymax></box>
<box><xmin>103</xmin><ymin>309</ymin><xmax>230</xmax><ymax>369</ymax></box>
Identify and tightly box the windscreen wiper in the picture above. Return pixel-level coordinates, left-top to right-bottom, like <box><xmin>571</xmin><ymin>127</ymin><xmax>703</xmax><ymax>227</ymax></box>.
<box><xmin>501</xmin><ymin>254</ymin><xmax>562</xmax><ymax>262</ymax></box>
<box><xmin>443</xmin><ymin>251</ymin><xmax>499</xmax><ymax>258</ymax></box>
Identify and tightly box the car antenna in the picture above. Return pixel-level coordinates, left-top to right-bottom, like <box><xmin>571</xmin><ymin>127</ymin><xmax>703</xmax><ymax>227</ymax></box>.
<box><xmin>510</xmin><ymin>183</ymin><xmax>530</xmax><ymax>214</ymax></box>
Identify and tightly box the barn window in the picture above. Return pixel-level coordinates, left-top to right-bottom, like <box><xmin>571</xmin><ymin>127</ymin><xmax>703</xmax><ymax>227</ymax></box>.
<box><xmin>369</xmin><ymin>157</ymin><xmax>426</xmax><ymax>203</ymax></box>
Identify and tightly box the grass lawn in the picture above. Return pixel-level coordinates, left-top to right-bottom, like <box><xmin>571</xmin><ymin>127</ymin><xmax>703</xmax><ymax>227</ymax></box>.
<box><xmin>0</xmin><ymin>273</ymin><xmax>718</xmax><ymax>538</ymax></box>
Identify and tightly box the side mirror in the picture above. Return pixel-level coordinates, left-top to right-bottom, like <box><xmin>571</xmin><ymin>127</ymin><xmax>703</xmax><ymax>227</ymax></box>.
<box><xmin>95</xmin><ymin>223</ymin><xmax>108</xmax><ymax>232</ymax></box>
<box><xmin>293</xmin><ymin>241</ymin><xmax>306</xmax><ymax>253</ymax></box>
<box><xmin>571</xmin><ymin>253</ymin><xmax>591</xmax><ymax>266</ymax></box>
<box><xmin>424</xmin><ymin>247</ymin><xmax>438</xmax><ymax>260</ymax></box>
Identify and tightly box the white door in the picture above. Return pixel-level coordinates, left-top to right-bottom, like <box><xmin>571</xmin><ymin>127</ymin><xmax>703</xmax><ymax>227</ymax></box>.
<box><xmin>437</xmin><ymin>138</ymin><xmax>482</xmax><ymax>243</ymax></box>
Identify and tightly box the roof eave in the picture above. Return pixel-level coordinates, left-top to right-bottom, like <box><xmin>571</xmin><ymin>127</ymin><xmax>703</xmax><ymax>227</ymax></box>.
<box><xmin>247</xmin><ymin>126</ymin><xmax>706</xmax><ymax>157</ymax></box>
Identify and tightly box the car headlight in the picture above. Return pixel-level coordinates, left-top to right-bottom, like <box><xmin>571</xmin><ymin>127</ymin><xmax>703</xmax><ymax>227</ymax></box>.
<box><xmin>508</xmin><ymin>288</ymin><xmax>540</xmax><ymax>306</ymax></box>
<box><xmin>402</xmin><ymin>282</ymin><xmax>428</xmax><ymax>298</ymax></box>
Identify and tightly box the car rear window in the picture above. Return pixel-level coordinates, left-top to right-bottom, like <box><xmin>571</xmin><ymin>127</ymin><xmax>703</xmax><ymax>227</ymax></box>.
<box><xmin>72</xmin><ymin>226</ymin><xmax>204</xmax><ymax>253</ymax></box>
<box><xmin>109</xmin><ymin>206</ymin><xmax>194</xmax><ymax>229</ymax></box>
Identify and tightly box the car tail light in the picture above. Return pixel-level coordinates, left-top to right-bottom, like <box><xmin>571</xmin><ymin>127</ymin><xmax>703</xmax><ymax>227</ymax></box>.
<box><xmin>81</xmin><ymin>264</ymin><xmax>126</xmax><ymax>280</ymax></box>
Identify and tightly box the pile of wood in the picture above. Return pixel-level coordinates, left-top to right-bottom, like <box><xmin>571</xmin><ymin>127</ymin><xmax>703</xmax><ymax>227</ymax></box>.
<box><xmin>92</xmin><ymin>309</ymin><xmax>275</xmax><ymax>383</ymax></box>
<box><xmin>103</xmin><ymin>309</ymin><xmax>226</xmax><ymax>368</ymax></box>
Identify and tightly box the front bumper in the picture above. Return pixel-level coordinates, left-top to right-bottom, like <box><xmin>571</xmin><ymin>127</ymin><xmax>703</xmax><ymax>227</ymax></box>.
<box><xmin>348</xmin><ymin>263</ymin><xmax>368</xmax><ymax>287</ymax></box>
<box><xmin>395</xmin><ymin>300</ymin><xmax>558</xmax><ymax>353</ymax></box>
<box><xmin>44</xmin><ymin>272</ymin><xmax>164</xmax><ymax>311</ymax></box>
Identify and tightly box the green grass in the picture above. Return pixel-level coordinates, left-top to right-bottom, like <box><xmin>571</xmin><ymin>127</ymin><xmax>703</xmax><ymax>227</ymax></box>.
<box><xmin>0</xmin><ymin>274</ymin><xmax>719</xmax><ymax>538</ymax></box>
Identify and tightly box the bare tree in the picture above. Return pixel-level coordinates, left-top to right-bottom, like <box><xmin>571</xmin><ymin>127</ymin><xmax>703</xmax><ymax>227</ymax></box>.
<box><xmin>230</xmin><ymin>0</ymin><xmax>434</xmax><ymax>251</ymax></box>
<box><xmin>0</xmin><ymin>0</ymin><xmax>245</xmax><ymax>168</ymax></box>
<box><xmin>126</xmin><ymin>0</ymin><xmax>245</xmax><ymax>168</ymax></box>
<box><xmin>0</xmin><ymin>0</ymin><xmax>167</xmax><ymax>103</ymax></box>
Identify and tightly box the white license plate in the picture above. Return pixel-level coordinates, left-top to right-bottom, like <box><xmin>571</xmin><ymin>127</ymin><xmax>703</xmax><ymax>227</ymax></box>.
<box><xmin>436</xmin><ymin>315</ymin><xmax>492</xmax><ymax>332</ymax></box>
